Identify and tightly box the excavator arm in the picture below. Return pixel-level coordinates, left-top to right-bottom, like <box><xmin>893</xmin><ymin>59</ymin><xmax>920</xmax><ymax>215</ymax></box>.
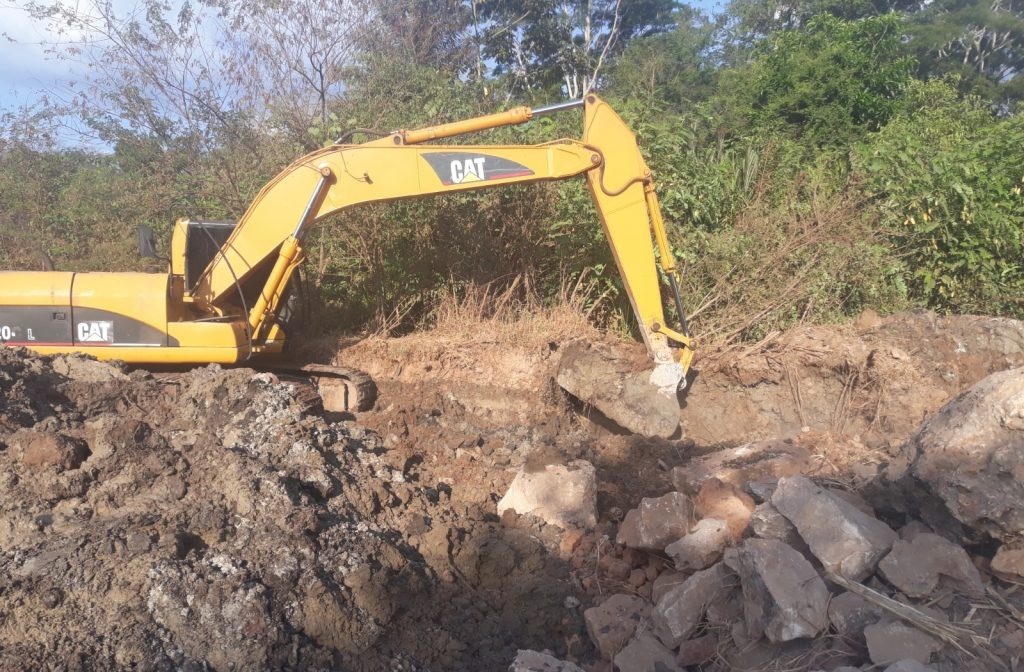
<box><xmin>194</xmin><ymin>94</ymin><xmax>693</xmax><ymax>391</ymax></box>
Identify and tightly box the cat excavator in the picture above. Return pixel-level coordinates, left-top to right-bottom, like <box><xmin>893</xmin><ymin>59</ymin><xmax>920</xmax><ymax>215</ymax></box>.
<box><xmin>0</xmin><ymin>94</ymin><xmax>694</xmax><ymax>427</ymax></box>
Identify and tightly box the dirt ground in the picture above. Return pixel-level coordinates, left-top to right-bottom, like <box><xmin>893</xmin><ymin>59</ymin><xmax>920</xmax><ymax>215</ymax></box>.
<box><xmin>1</xmin><ymin>310</ymin><xmax>1023</xmax><ymax>671</ymax></box>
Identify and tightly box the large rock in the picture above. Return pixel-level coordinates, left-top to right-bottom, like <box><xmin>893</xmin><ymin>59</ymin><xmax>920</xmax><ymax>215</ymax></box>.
<box><xmin>508</xmin><ymin>650</ymin><xmax>584</xmax><ymax>672</ymax></box>
<box><xmin>497</xmin><ymin>460</ymin><xmax>597</xmax><ymax>529</ymax></box>
<box><xmin>827</xmin><ymin>591</ymin><xmax>883</xmax><ymax>639</ymax></box>
<box><xmin>724</xmin><ymin>538</ymin><xmax>829</xmax><ymax>642</ymax></box>
<box><xmin>694</xmin><ymin>478</ymin><xmax>755</xmax><ymax>539</ymax></box>
<box><xmin>878</xmin><ymin>533</ymin><xmax>985</xmax><ymax>598</ymax></box>
<box><xmin>750</xmin><ymin>503</ymin><xmax>802</xmax><ymax>547</ymax></box>
<box><xmin>772</xmin><ymin>476</ymin><xmax>897</xmax><ymax>580</ymax></box>
<box><xmin>908</xmin><ymin>367</ymin><xmax>1024</xmax><ymax>541</ymax></box>
<box><xmin>613</xmin><ymin>633</ymin><xmax>683</xmax><ymax>672</ymax></box>
<box><xmin>672</xmin><ymin>439</ymin><xmax>811</xmax><ymax>494</ymax></box>
<box><xmin>652</xmin><ymin>562</ymin><xmax>734</xmax><ymax>648</ymax></box>
<box><xmin>556</xmin><ymin>343</ymin><xmax>680</xmax><ymax>438</ymax></box>
<box><xmin>616</xmin><ymin>492</ymin><xmax>693</xmax><ymax>551</ymax></box>
<box><xmin>992</xmin><ymin>545</ymin><xmax>1024</xmax><ymax>580</ymax></box>
<box><xmin>665</xmin><ymin>518</ymin><xmax>731</xmax><ymax>570</ymax></box>
<box><xmin>864</xmin><ymin>621</ymin><xmax>942</xmax><ymax>666</ymax></box>
<box><xmin>583</xmin><ymin>594</ymin><xmax>650</xmax><ymax>661</ymax></box>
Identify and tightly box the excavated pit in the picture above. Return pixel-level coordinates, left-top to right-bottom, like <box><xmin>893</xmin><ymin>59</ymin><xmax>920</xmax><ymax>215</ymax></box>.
<box><xmin>1</xmin><ymin>310</ymin><xmax>1023</xmax><ymax>671</ymax></box>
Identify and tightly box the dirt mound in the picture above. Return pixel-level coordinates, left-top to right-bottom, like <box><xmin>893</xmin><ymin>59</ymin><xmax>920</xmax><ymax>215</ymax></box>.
<box><xmin>0</xmin><ymin>349</ymin><xmax>582</xmax><ymax>671</ymax></box>
<box><xmin>3</xmin><ymin>311</ymin><xmax>1024</xmax><ymax>671</ymax></box>
<box><xmin>680</xmin><ymin>311</ymin><xmax>1024</xmax><ymax>447</ymax></box>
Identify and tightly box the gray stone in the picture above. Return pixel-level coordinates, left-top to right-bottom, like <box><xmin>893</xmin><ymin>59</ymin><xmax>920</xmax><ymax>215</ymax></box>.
<box><xmin>992</xmin><ymin>545</ymin><xmax>1024</xmax><ymax>579</ymax></box>
<box><xmin>613</xmin><ymin>633</ymin><xmax>683</xmax><ymax>672</ymax></box>
<box><xmin>556</xmin><ymin>342</ymin><xmax>680</xmax><ymax>438</ymax></box>
<box><xmin>497</xmin><ymin>460</ymin><xmax>597</xmax><ymax>529</ymax></box>
<box><xmin>750</xmin><ymin>503</ymin><xmax>800</xmax><ymax>544</ymax></box>
<box><xmin>583</xmin><ymin>593</ymin><xmax>650</xmax><ymax>661</ymax></box>
<box><xmin>650</xmin><ymin>571</ymin><xmax>688</xmax><ymax>604</ymax></box>
<box><xmin>652</xmin><ymin>562</ymin><xmax>733</xmax><ymax>648</ymax></box>
<box><xmin>885</xmin><ymin>661</ymin><xmax>937</xmax><ymax>672</ymax></box>
<box><xmin>772</xmin><ymin>475</ymin><xmax>898</xmax><ymax>580</ymax></box>
<box><xmin>676</xmin><ymin>633</ymin><xmax>718</xmax><ymax>667</ymax></box>
<box><xmin>908</xmin><ymin>367</ymin><xmax>1024</xmax><ymax>541</ymax></box>
<box><xmin>724</xmin><ymin>538</ymin><xmax>829</xmax><ymax>642</ymax></box>
<box><xmin>827</xmin><ymin>591</ymin><xmax>883</xmax><ymax>638</ymax></box>
<box><xmin>665</xmin><ymin>518</ymin><xmax>731</xmax><ymax>571</ymax></box>
<box><xmin>864</xmin><ymin>621</ymin><xmax>942</xmax><ymax>666</ymax></box>
<box><xmin>508</xmin><ymin>650</ymin><xmax>584</xmax><ymax>672</ymax></box>
<box><xmin>878</xmin><ymin>533</ymin><xmax>985</xmax><ymax>598</ymax></box>
<box><xmin>616</xmin><ymin>492</ymin><xmax>693</xmax><ymax>551</ymax></box>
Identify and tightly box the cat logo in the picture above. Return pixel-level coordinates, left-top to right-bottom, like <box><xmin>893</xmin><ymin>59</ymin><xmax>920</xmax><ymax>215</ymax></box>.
<box><xmin>450</xmin><ymin>157</ymin><xmax>487</xmax><ymax>184</ymax></box>
<box><xmin>77</xmin><ymin>320</ymin><xmax>114</xmax><ymax>343</ymax></box>
<box><xmin>423</xmin><ymin>152</ymin><xmax>535</xmax><ymax>186</ymax></box>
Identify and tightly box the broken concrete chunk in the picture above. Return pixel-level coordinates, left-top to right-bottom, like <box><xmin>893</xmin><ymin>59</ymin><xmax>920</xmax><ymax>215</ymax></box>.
<box><xmin>864</xmin><ymin>621</ymin><xmax>943</xmax><ymax>666</ymax></box>
<box><xmin>694</xmin><ymin>478</ymin><xmax>755</xmax><ymax>539</ymax></box>
<box><xmin>724</xmin><ymin>538</ymin><xmax>829</xmax><ymax>643</ymax></box>
<box><xmin>992</xmin><ymin>545</ymin><xmax>1024</xmax><ymax>580</ymax></box>
<box><xmin>878</xmin><ymin>533</ymin><xmax>985</xmax><ymax>598</ymax></box>
<box><xmin>616</xmin><ymin>491</ymin><xmax>692</xmax><ymax>551</ymax></box>
<box><xmin>665</xmin><ymin>517</ymin><xmax>731</xmax><ymax>571</ymax></box>
<box><xmin>613</xmin><ymin>633</ymin><xmax>683</xmax><ymax>672</ymax></box>
<box><xmin>583</xmin><ymin>594</ymin><xmax>650</xmax><ymax>661</ymax></box>
<box><xmin>555</xmin><ymin>343</ymin><xmax>680</xmax><ymax>438</ymax></box>
<box><xmin>908</xmin><ymin>367</ymin><xmax>1024</xmax><ymax>541</ymax></box>
<box><xmin>827</xmin><ymin>591</ymin><xmax>883</xmax><ymax>639</ymax></box>
<box><xmin>772</xmin><ymin>475</ymin><xmax>897</xmax><ymax>580</ymax></box>
<box><xmin>652</xmin><ymin>562</ymin><xmax>734</xmax><ymax>648</ymax></box>
<box><xmin>497</xmin><ymin>460</ymin><xmax>597</xmax><ymax>529</ymax></box>
<box><xmin>508</xmin><ymin>650</ymin><xmax>584</xmax><ymax>672</ymax></box>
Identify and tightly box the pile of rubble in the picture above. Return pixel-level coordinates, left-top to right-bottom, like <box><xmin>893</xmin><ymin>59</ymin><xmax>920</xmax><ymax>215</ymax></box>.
<box><xmin>508</xmin><ymin>366</ymin><xmax>1024</xmax><ymax>671</ymax></box>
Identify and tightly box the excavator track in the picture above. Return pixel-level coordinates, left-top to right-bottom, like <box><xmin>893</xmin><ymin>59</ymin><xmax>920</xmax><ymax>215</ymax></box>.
<box><xmin>270</xmin><ymin>363</ymin><xmax>378</xmax><ymax>413</ymax></box>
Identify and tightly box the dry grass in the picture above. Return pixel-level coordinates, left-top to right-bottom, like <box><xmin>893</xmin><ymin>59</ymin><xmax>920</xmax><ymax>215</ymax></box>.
<box><xmin>418</xmin><ymin>273</ymin><xmax>603</xmax><ymax>348</ymax></box>
<box><xmin>682</xmin><ymin>181</ymin><xmax>904</xmax><ymax>347</ymax></box>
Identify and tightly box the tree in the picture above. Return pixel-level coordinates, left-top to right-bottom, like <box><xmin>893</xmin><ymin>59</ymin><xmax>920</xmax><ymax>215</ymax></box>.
<box><xmin>907</xmin><ymin>0</ymin><xmax>1024</xmax><ymax>106</ymax></box>
<box><xmin>474</xmin><ymin>0</ymin><xmax>677</xmax><ymax>99</ymax></box>
<box><xmin>738</xmin><ymin>13</ymin><xmax>915</xmax><ymax>146</ymax></box>
<box><xmin>606</xmin><ymin>5</ymin><xmax>720</xmax><ymax>107</ymax></box>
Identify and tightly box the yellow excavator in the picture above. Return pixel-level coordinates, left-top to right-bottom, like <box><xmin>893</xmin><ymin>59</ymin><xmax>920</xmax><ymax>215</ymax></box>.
<box><xmin>0</xmin><ymin>94</ymin><xmax>693</xmax><ymax>418</ymax></box>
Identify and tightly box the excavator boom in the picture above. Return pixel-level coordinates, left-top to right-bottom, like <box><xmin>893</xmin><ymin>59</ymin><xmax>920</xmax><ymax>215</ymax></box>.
<box><xmin>0</xmin><ymin>94</ymin><xmax>693</xmax><ymax>399</ymax></box>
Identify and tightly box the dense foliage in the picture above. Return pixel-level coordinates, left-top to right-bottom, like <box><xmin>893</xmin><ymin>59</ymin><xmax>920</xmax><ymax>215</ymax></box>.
<box><xmin>1</xmin><ymin>0</ymin><xmax>1022</xmax><ymax>342</ymax></box>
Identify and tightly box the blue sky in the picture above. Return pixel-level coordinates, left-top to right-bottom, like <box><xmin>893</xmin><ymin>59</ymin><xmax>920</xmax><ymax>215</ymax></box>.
<box><xmin>0</xmin><ymin>0</ymin><xmax>724</xmax><ymax>113</ymax></box>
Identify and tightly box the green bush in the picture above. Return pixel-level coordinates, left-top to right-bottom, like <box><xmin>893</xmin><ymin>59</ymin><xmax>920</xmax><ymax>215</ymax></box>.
<box><xmin>857</xmin><ymin>79</ymin><xmax>1024</xmax><ymax>316</ymax></box>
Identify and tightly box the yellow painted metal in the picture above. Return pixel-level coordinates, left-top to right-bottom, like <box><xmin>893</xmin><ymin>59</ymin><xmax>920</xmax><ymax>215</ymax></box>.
<box><xmin>194</xmin><ymin>141</ymin><xmax>599</xmax><ymax>308</ymax></box>
<box><xmin>2</xmin><ymin>96</ymin><xmax>694</xmax><ymax>379</ymax></box>
<box><xmin>0</xmin><ymin>272</ymin><xmax>73</xmax><ymax>306</ymax></box>
<box><xmin>400</xmin><ymin>106</ymin><xmax>533</xmax><ymax>145</ymax></box>
<box><xmin>189</xmin><ymin>94</ymin><xmax>692</xmax><ymax>375</ymax></box>
<box><xmin>70</xmin><ymin>273</ymin><xmax>168</xmax><ymax>336</ymax></box>
<box><xmin>247</xmin><ymin>235</ymin><xmax>304</xmax><ymax>333</ymax></box>
<box><xmin>170</xmin><ymin>218</ymin><xmax>189</xmax><ymax>277</ymax></box>
<box><xmin>579</xmin><ymin>96</ymin><xmax>692</xmax><ymax>363</ymax></box>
